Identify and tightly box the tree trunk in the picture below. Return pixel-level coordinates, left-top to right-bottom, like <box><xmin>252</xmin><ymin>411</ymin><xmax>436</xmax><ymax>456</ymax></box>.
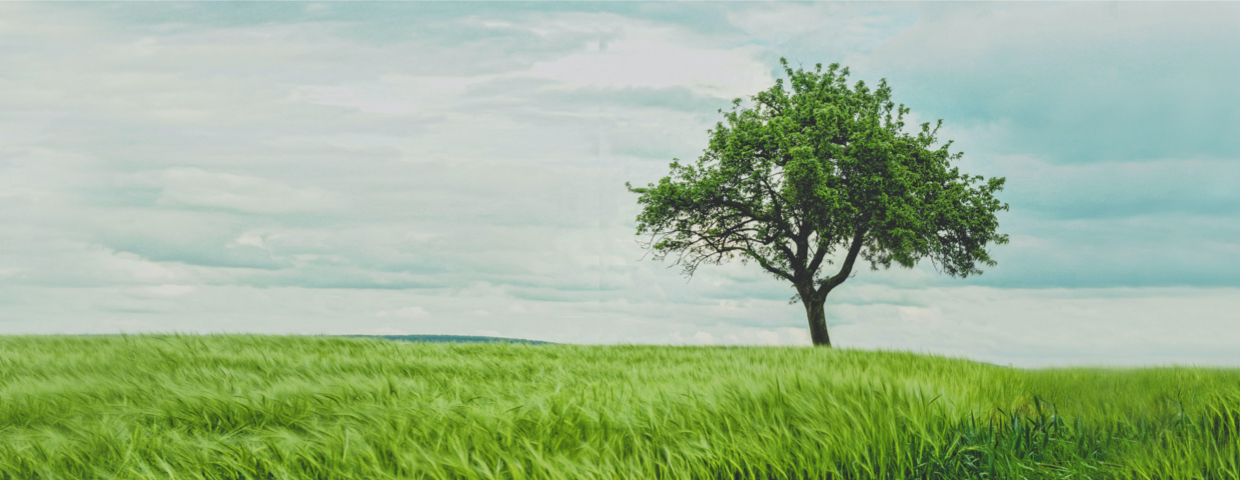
<box><xmin>800</xmin><ymin>288</ymin><xmax>831</xmax><ymax>347</ymax></box>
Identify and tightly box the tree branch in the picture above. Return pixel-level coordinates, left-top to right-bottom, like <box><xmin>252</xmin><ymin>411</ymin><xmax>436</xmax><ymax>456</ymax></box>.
<box><xmin>805</xmin><ymin>234</ymin><xmax>833</xmax><ymax>276</ymax></box>
<box><xmin>742</xmin><ymin>246</ymin><xmax>796</xmax><ymax>282</ymax></box>
<box><xmin>752</xmin><ymin>174</ymin><xmax>803</xmax><ymax>276</ymax></box>
<box><xmin>818</xmin><ymin>228</ymin><xmax>866</xmax><ymax>295</ymax></box>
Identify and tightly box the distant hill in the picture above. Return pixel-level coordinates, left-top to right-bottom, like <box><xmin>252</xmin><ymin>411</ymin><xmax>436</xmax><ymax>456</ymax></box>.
<box><xmin>337</xmin><ymin>334</ymin><xmax>555</xmax><ymax>345</ymax></box>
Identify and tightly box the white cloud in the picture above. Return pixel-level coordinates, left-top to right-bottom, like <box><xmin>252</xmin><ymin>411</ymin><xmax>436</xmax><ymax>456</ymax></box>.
<box><xmin>0</xmin><ymin>3</ymin><xmax>1235</xmax><ymax>369</ymax></box>
<box><xmin>783</xmin><ymin>327</ymin><xmax>812</xmax><ymax>346</ymax></box>
<box><xmin>375</xmin><ymin>306</ymin><xmax>429</xmax><ymax>319</ymax></box>
<box><xmin>287</xmin><ymin>75</ymin><xmax>490</xmax><ymax>115</ymax></box>
<box><xmin>97</xmin><ymin>250</ymin><xmax>181</xmax><ymax>284</ymax></box>
<box><xmin>830</xmin><ymin>285</ymin><xmax>1240</xmax><ymax>367</ymax></box>
<box><xmin>1</xmin><ymin>280</ymin><xmax>1234</xmax><ymax>368</ymax></box>
<box><xmin>157</xmin><ymin>168</ymin><xmax>338</xmax><ymax>214</ymax></box>
<box><xmin>139</xmin><ymin>284</ymin><xmax>197</xmax><ymax>298</ymax></box>
<box><xmin>519</xmin><ymin>14</ymin><xmax>771</xmax><ymax>99</ymax></box>
<box><xmin>753</xmin><ymin>329</ymin><xmax>781</xmax><ymax>346</ymax></box>
<box><xmin>230</xmin><ymin>233</ymin><xmax>267</xmax><ymax>249</ymax></box>
<box><xmin>897</xmin><ymin>306</ymin><xmax>942</xmax><ymax>326</ymax></box>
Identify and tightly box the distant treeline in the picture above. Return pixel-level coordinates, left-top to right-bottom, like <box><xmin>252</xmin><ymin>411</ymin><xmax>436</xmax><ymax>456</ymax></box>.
<box><xmin>336</xmin><ymin>334</ymin><xmax>555</xmax><ymax>345</ymax></box>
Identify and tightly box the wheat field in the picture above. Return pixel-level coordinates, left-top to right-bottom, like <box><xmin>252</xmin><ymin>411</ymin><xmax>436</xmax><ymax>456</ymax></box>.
<box><xmin>0</xmin><ymin>334</ymin><xmax>1236</xmax><ymax>479</ymax></box>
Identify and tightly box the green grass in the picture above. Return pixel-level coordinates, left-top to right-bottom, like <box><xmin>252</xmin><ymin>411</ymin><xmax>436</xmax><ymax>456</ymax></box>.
<box><xmin>0</xmin><ymin>335</ymin><xmax>1237</xmax><ymax>479</ymax></box>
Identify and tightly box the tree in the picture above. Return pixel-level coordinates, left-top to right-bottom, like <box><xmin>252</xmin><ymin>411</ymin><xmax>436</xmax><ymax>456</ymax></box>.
<box><xmin>626</xmin><ymin>59</ymin><xmax>1009</xmax><ymax>347</ymax></box>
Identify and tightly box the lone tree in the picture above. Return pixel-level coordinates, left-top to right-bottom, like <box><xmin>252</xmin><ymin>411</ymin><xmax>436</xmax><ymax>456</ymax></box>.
<box><xmin>627</xmin><ymin>59</ymin><xmax>1008</xmax><ymax>347</ymax></box>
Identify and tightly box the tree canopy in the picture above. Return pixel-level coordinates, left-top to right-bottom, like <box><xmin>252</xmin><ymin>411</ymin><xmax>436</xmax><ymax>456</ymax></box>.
<box><xmin>626</xmin><ymin>58</ymin><xmax>1009</xmax><ymax>347</ymax></box>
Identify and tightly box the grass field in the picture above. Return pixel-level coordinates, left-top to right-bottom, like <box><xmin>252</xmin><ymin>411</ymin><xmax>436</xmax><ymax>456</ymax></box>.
<box><xmin>0</xmin><ymin>335</ymin><xmax>1237</xmax><ymax>479</ymax></box>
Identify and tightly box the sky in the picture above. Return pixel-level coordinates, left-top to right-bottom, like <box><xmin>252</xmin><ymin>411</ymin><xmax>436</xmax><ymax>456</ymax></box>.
<box><xmin>1</xmin><ymin>1</ymin><xmax>1238</xmax><ymax>368</ymax></box>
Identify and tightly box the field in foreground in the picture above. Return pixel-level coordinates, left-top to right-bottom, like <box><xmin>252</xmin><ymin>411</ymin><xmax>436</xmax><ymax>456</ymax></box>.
<box><xmin>0</xmin><ymin>335</ymin><xmax>1237</xmax><ymax>480</ymax></box>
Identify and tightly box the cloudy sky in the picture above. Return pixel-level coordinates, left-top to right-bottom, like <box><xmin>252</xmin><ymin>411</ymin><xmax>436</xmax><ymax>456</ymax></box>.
<box><xmin>2</xmin><ymin>2</ymin><xmax>1238</xmax><ymax>367</ymax></box>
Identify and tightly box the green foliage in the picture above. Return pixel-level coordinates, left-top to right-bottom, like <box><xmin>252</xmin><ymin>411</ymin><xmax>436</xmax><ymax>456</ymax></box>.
<box><xmin>627</xmin><ymin>58</ymin><xmax>1009</xmax><ymax>305</ymax></box>
<box><xmin>0</xmin><ymin>335</ymin><xmax>1238</xmax><ymax>479</ymax></box>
